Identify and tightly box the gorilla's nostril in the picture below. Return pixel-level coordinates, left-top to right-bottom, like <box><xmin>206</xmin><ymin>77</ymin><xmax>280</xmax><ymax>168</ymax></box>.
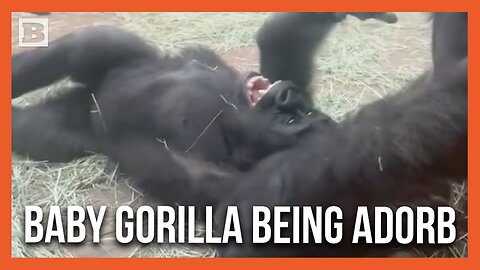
<box><xmin>275</xmin><ymin>88</ymin><xmax>293</xmax><ymax>106</ymax></box>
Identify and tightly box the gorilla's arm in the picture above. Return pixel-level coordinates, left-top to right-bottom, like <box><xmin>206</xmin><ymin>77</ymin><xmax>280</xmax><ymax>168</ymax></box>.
<box><xmin>12</xmin><ymin>26</ymin><xmax>234</xmax><ymax>162</ymax></box>
<box><xmin>12</xmin><ymin>26</ymin><xmax>159</xmax><ymax>98</ymax></box>
<box><xmin>432</xmin><ymin>12</ymin><xmax>468</xmax><ymax>78</ymax></box>
<box><xmin>256</xmin><ymin>13</ymin><xmax>397</xmax><ymax>95</ymax></box>
<box><xmin>256</xmin><ymin>13</ymin><xmax>339</xmax><ymax>94</ymax></box>
<box><xmin>217</xmin><ymin>12</ymin><xmax>467</xmax><ymax>257</ymax></box>
<box><xmin>11</xmin><ymin>26</ymin><xmax>161</xmax><ymax>161</ymax></box>
<box><xmin>218</xmin><ymin>55</ymin><xmax>467</xmax><ymax>258</ymax></box>
<box><xmin>12</xmin><ymin>25</ymin><xmax>236</xmax><ymax>99</ymax></box>
<box><xmin>334</xmin><ymin>59</ymin><xmax>467</xmax><ymax>185</ymax></box>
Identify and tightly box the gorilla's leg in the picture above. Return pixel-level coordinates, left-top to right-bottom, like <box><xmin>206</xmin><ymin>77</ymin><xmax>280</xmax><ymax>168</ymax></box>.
<box><xmin>12</xmin><ymin>25</ymin><xmax>158</xmax><ymax>98</ymax></box>
<box><xmin>13</xmin><ymin>86</ymin><xmax>99</xmax><ymax>162</ymax></box>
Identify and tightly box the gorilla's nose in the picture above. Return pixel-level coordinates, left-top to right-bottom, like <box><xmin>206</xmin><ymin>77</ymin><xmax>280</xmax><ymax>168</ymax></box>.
<box><xmin>273</xmin><ymin>81</ymin><xmax>300</xmax><ymax>109</ymax></box>
<box><xmin>275</xmin><ymin>87</ymin><xmax>293</xmax><ymax>106</ymax></box>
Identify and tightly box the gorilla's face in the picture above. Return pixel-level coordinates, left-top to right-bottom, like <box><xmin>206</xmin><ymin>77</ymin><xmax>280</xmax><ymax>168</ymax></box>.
<box><xmin>222</xmin><ymin>71</ymin><xmax>334</xmax><ymax>169</ymax></box>
<box><xmin>240</xmin><ymin>71</ymin><xmax>331</xmax><ymax>128</ymax></box>
<box><xmin>173</xmin><ymin>61</ymin><xmax>333</xmax><ymax>169</ymax></box>
<box><xmin>234</xmin><ymin>71</ymin><xmax>314</xmax><ymax>116</ymax></box>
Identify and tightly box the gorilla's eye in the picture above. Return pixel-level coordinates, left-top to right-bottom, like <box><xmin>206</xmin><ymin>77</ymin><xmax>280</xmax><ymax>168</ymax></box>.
<box><xmin>287</xmin><ymin>118</ymin><xmax>295</xmax><ymax>124</ymax></box>
<box><xmin>296</xmin><ymin>109</ymin><xmax>314</xmax><ymax>117</ymax></box>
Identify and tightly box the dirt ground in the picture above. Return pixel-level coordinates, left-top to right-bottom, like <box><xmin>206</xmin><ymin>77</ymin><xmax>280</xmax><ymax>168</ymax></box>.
<box><xmin>11</xmin><ymin>12</ymin><xmax>467</xmax><ymax>258</ymax></box>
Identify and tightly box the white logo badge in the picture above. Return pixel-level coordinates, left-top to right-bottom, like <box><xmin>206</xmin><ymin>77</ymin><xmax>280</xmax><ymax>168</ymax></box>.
<box><xmin>19</xmin><ymin>18</ymin><xmax>49</xmax><ymax>47</ymax></box>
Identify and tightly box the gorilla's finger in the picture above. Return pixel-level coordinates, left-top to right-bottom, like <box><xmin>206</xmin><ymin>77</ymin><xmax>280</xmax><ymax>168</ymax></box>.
<box><xmin>348</xmin><ymin>12</ymin><xmax>398</xmax><ymax>24</ymax></box>
<box><xmin>373</xmin><ymin>12</ymin><xmax>398</xmax><ymax>23</ymax></box>
<box><xmin>29</xmin><ymin>12</ymin><xmax>51</xmax><ymax>15</ymax></box>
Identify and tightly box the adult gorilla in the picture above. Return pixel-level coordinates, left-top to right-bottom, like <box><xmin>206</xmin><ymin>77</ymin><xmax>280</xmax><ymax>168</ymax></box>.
<box><xmin>12</xmin><ymin>13</ymin><xmax>395</xmax><ymax>208</ymax></box>
<box><xmin>215</xmin><ymin>12</ymin><xmax>467</xmax><ymax>257</ymax></box>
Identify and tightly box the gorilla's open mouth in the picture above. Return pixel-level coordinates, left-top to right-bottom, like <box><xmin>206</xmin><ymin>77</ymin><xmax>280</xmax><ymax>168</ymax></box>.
<box><xmin>245</xmin><ymin>75</ymin><xmax>277</xmax><ymax>106</ymax></box>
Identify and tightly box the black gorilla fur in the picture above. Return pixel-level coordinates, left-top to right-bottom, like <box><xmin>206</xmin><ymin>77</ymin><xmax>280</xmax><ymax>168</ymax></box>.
<box><xmin>12</xmin><ymin>20</ymin><xmax>330</xmax><ymax>206</ymax></box>
<box><xmin>13</xmin><ymin>13</ymin><xmax>392</xmax><ymax>207</ymax></box>
<box><xmin>12</xmin><ymin>12</ymin><xmax>467</xmax><ymax>257</ymax></box>
<box><xmin>213</xmin><ymin>12</ymin><xmax>467</xmax><ymax>257</ymax></box>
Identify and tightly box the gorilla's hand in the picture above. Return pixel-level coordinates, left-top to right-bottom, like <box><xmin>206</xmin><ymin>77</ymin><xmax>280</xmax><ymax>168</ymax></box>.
<box><xmin>257</xmin><ymin>12</ymin><xmax>398</xmax><ymax>95</ymax></box>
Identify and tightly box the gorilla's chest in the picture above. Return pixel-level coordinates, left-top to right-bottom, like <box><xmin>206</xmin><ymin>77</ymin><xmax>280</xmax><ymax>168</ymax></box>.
<box><xmin>144</xmin><ymin>72</ymin><xmax>234</xmax><ymax>162</ymax></box>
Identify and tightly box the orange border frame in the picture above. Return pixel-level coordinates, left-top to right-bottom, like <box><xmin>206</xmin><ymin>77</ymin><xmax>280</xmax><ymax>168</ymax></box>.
<box><xmin>1</xmin><ymin>1</ymin><xmax>478</xmax><ymax>269</ymax></box>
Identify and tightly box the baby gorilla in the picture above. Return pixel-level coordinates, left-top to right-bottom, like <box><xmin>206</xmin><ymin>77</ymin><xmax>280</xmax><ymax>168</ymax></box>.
<box><xmin>12</xmin><ymin>12</ymin><xmax>397</xmax><ymax>209</ymax></box>
<box><xmin>12</xmin><ymin>23</ymin><xmax>331</xmax><ymax>207</ymax></box>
